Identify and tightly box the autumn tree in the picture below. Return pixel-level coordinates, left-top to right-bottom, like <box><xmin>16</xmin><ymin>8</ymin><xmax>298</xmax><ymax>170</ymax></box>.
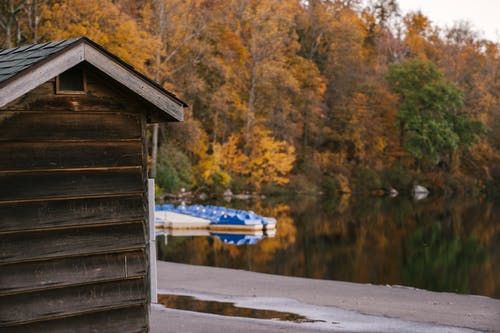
<box><xmin>402</xmin><ymin>11</ymin><xmax>434</xmax><ymax>59</ymax></box>
<box><xmin>218</xmin><ymin>127</ymin><xmax>296</xmax><ymax>191</ymax></box>
<box><xmin>238</xmin><ymin>0</ymin><xmax>301</xmax><ymax>143</ymax></box>
<box><xmin>12</xmin><ymin>0</ymin><xmax>497</xmax><ymax>193</ymax></box>
<box><xmin>39</xmin><ymin>0</ymin><xmax>159</xmax><ymax>73</ymax></box>
<box><xmin>193</xmin><ymin>142</ymin><xmax>231</xmax><ymax>194</ymax></box>
<box><xmin>140</xmin><ymin>0</ymin><xmax>210</xmax><ymax>177</ymax></box>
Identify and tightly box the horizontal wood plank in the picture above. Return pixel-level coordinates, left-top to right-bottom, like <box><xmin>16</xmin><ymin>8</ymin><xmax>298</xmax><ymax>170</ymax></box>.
<box><xmin>0</xmin><ymin>196</ymin><xmax>144</xmax><ymax>233</ymax></box>
<box><xmin>0</xmin><ymin>251</ymin><xmax>146</xmax><ymax>295</ymax></box>
<box><xmin>0</xmin><ymin>141</ymin><xmax>142</xmax><ymax>171</ymax></box>
<box><xmin>5</xmin><ymin>94</ymin><xmax>133</xmax><ymax>112</ymax></box>
<box><xmin>0</xmin><ymin>223</ymin><xmax>146</xmax><ymax>264</ymax></box>
<box><xmin>0</xmin><ymin>168</ymin><xmax>144</xmax><ymax>202</ymax></box>
<box><xmin>0</xmin><ymin>279</ymin><xmax>146</xmax><ymax>326</ymax></box>
<box><xmin>0</xmin><ymin>111</ymin><xmax>141</xmax><ymax>141</ymax></box>
<box><xmin>3</xmin><ymin>305</ymin><xmax>147</xmax><ymax>333</ymax></box>
<box><xmin>3</xmin><ymin>81</ymin><xmax>54</xmax><ymax>110</ymax></box>
<box><xmin>5</xmin><ymin>66</ymin><xmax>144</xmax><ymax>114</ymax></box>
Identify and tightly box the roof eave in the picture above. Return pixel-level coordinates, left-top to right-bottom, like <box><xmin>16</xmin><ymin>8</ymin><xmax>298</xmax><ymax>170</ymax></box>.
<box><xmin>0</xmin><ymin>41</ymin><xmax>84</xmax><ymax>108</ymax></box>
<box><xmin>0</xmin><ymin>38</ymin><xmax>185</xmax><ymax>122</ymax></box>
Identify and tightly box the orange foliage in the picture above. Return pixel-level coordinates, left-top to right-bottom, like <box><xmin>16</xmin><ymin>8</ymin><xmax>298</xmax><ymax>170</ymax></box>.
<box><xmin>6</xmin><ymin>0</ymin><xmax>495</xmax><ymax>192</ymax></box>
<box><xmin>40</xmin><ymin>0</ymin><xmax>159</xmax><ymax>74</ymax></box>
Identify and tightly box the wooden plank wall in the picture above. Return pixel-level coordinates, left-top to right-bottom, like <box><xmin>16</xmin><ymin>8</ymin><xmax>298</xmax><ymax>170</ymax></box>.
<box><xmin>0</xmin><ymin>71</ymin><xmax>151</xmax><ymax>332</ymax></box>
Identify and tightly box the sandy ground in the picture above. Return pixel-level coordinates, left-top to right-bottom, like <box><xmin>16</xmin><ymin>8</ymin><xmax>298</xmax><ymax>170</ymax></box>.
<box><xmin>151</xmin><ymin>261</ymin><xmax>500</xmax><ymax>333</ymax></box>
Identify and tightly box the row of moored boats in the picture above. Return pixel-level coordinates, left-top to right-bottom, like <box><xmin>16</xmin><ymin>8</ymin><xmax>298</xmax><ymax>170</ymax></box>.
<box><xmin>155</xmin><ymin>204</ymin><xmax>277</xmax><ymax>232</ymax></box>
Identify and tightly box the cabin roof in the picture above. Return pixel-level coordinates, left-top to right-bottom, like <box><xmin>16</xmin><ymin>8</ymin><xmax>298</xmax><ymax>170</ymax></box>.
<box><xmin>0</xmin><ymin>37</ymin><xmax>186</xmax><ymax>121</ymax></box>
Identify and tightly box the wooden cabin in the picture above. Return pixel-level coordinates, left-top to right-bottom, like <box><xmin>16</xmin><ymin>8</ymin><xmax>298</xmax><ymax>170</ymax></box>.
<box><xmin>0</xmin><ymin>37</ymin><xmax>186</xmax><ymax>332</ymax></box>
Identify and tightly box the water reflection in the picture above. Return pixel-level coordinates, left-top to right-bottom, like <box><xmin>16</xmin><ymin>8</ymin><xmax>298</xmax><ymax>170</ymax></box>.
<box><xmin>158</xmin><ymin>294</ymin><xmax>318</xmax><ymax>322</ymax></box>
<box><xmin>157</xmin><ymin>195</ymin><xmax>500</xmax><ymax>299</ymax></box>
<box><xmin>156</xmin><ymin>229</ymin><xmax>270</xmax><ymax>246</ymax></box>
<box><xmin>211</xmin><ymin>233</ymin><xmax>265</xmax><ymax>246</ymax></box>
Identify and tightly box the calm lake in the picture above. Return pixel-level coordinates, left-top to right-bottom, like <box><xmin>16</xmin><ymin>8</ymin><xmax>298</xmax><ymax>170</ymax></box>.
<box><xmin>156</xmin><ymin>195</ymin><xmax>500</xmax><ymax>299</ymax></box>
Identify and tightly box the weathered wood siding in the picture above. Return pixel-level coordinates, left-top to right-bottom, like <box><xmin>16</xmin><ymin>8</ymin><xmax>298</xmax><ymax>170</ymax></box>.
<box><xmin>0</xmin><ymin>68</ymin><xmax>151</xmax><ymax>332</ymax></box>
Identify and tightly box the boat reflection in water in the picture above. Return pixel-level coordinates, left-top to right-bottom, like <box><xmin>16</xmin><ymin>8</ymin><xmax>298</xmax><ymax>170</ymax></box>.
<box><xmin>156</xmin><ymin>228</ymin><xmax>275</xmax><ymax>246</ymax></box>
<box><xmin>211</xmin><ymin>232</ymin><xmax>265</xmax><ymax>246</ymax></box>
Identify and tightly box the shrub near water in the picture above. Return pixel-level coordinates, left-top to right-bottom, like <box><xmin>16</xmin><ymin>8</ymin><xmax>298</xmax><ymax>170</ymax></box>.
<box><xmin>322</xmin><ymin>173</ymin><xmax>351</xmax><ymax>196</ymax></box>
<box><xmin>156</xmin><ymin>144</ymin><xmax>193</xmax><ymax>194</ymax></box>
<box><xmin>352</xmin><ymin>167</ymin><xmax>383</xmax><ymax>194</ymax></box>
<box><xmin>381</xmin><ymin>166</ymin><xmax>415</xmax><ymax>192</ymax></box>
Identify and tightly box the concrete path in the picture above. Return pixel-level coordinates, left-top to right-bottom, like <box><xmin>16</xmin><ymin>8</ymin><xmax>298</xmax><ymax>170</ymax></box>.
<box><xmin>151</xmin><ymin>306</ymin><xmax>355</xmax><ymax>333</ymax></box>
<box><xmin>152</xmin><ymin>261</ymin><xmax>500</xmax><ymax>332</ymax></box>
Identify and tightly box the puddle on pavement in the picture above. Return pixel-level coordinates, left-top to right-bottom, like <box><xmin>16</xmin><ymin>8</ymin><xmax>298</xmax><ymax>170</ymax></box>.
<box><xmin>158</xmin><ymin>294</ymin><xmax>325</xmax><ymax>323</ymax></box>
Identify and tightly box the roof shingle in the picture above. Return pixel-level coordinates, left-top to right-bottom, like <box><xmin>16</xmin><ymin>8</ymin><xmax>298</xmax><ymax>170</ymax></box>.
<box><xmin>0</xmin><ymin>38</ymin><xmax>81</xmax><ymax>84</ymax></box>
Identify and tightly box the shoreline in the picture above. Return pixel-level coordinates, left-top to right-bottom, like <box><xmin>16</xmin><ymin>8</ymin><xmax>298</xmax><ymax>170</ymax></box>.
<box><xmin>152</xmin><ymin>261</ymin><xmax>500</xmax><ymax>332</ymax></box>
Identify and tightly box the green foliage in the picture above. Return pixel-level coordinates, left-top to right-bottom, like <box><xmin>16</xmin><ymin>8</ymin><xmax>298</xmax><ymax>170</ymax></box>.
<box><xmin>198</xmin><ymin>168</ymin><xmax>232</xmax><ymax>195</ymax></box>
<box><xmin>154</xmin><ymin>183</ymin><xmax>163</xmax><ymax>203</ymax></box>
<box><xmin>381</xmin><ymin>165</ymin><xmax>415</xmax><ymax>190</ymax></box>
<box><xmin>156</xmin><ymin>144</ymin><xmax>193</xmax><ymax>193</ymax></box>
<box><xmin>387</xmin><ymin>59</ymin><xmax>486</xmax><ymax>167</ymax></box>
<box><xmin>322</xmin><ymin>173</ymin><xmax>351</xmax><ymax>195</ymax></box>
<box><xmin>402</xmin><ymin>220</ymin><xmax>486</xmax><ymax>294</ymax></box>
<box><xmin>352</xmin><ymin>167</ymin><xmax>382</xmax><ymax>192</ymax></box>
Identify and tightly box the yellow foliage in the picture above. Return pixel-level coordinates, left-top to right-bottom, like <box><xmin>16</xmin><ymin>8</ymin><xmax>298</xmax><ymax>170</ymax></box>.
<box><xmin>246</xmin><ymin>127</ymin><xmax>296</xmax><ymax>191</ymax></box>
<box><xmin>40</xmin><ymin>0</ymin><xmax>159</xmax><ymax>74</ymax></box>
<box><xmin>220</xmin><ymin>135</ymin><xmax>248</xmax><ymax>175</ymax></box>
<box><xmin>313</xmin><ymin>151</ymin><xmax>346</xmax><ymax>172</ymax></box>
<box><xmin>200</xmin><ymin>127</ymin><xmax>295</xmax><ymax>191</ymax></box>
<box><xmin>374</xmin><ymin>137</ymin><xmax>387</xmax><ymax>154</ymax></box>
<box><xmin>403</xmin><ymin>11</ymin><xmax>432</xmax><ymax>58</ymax></box>
<box><xmin>194</xmin><ymin>143</ymin><xmax>231</xmax><ymax>189</ymax></box>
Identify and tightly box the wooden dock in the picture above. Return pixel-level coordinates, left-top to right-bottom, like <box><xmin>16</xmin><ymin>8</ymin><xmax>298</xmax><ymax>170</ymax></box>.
<box><xmin>155</xmin><ymin>211</ymin><xmax>211</xmax><ymax>229</ymax></box>
<box><xmin>154</xmin><ymin>210</ymin><xmax>272</xmax><ymax>233</ymax></box>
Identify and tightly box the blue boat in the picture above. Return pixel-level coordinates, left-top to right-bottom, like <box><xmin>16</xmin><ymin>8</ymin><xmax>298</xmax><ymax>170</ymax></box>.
<box><xmin>210</xmin><ymin>212</ymin><xmax>263</xmax><ymax>231</ymax></box>
<box><xmin>155</xmin><ymin>204</ymin><xmax>277</xmax><ymax>232</ymax></box>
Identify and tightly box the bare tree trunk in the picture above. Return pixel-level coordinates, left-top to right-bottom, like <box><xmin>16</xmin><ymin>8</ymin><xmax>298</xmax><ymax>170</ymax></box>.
<box><xmin>150</xmin><ymin>0</ymin><xmax>166</xmax><ymax>179</ymax></box>
<box><xmin>1</xmin><ymin>0</ymin><xmax>25</xmax><ymax>48</ymax></box>
<box><xmin>246</xmin><ymin>64</ymin><xmax>256</xmax><ymax>149</ymax></box>
<box><xmin>31</xmin><ymin>0</ymin><xmax>37</xmax><ymax>42</ymax></box>
<box><xmin>5</xmin><ymin>22</ymin><xmax>12</xmax><ymax>48</ymax></box>
<box><xmin>15</xmin><ymin>15</ymin><xmax>21</xmax><ymax>45</ymax></box>
<box><xmin>449</xmin><ymin>150</ymin><xmax>460</xmax><ymax>175</ymax></box>
<box><xmin>212</xmin><ymin>108</ymin><xmax>219</xmax><ymax>146</ymax></box>
<box><xmin>27</xmin><ymin>0</ymin><xmax>41</xmax><ymax>42</ymax></box>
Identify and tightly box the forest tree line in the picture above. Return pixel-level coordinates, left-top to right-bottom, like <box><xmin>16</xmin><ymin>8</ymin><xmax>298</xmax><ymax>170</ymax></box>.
<box><xmin>2</xmin><ymin>0</ymin><xmax>499</xmax><ymax>197</ymax></box>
